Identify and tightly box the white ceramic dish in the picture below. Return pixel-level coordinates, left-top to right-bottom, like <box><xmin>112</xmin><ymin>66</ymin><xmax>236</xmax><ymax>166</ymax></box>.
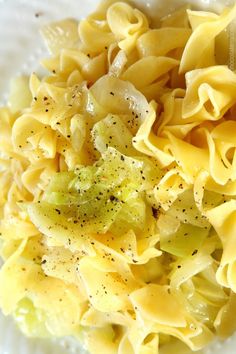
<box><xmin>0</xmin><ymin>1</ymin><xmax>236</xmax><ymax>353</ymax></box>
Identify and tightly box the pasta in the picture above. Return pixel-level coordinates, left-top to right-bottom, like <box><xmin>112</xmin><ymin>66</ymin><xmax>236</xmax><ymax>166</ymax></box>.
<box><xmin>1</xmin><ymin>1</ymin><xmax>236</xmax><ymax>353</ymax></box>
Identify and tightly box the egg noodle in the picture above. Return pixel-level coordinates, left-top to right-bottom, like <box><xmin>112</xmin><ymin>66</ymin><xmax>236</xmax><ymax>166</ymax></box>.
<box><xmin>1</xmin><ymin>1</ymin><xmax>236</xmax><ymax>353</ymax></box>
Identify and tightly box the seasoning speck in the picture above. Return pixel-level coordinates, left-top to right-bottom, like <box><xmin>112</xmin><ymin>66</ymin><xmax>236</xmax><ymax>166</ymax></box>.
<box><xmin>192</xmin><ymin>249</ymin><xmax>198</xmax><ymax>256</ymax></box>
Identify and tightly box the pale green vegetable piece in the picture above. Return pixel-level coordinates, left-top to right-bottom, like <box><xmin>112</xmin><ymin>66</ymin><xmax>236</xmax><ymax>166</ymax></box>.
<box><xmin>44</xmin><ymin>171</ymin><xmax>77</xmax><ymax>204</ymax></box>
<box><xmin>157</xmin><ymin>189</ymin><xmax>211</xmax><ymax>257</ymax></box>
<box><xmin>166</xmin><ymin>189</ymin><xmax>210</xmax><ymax>228</ymax></box>
<box><xmin>14</xmin><ymin>298</ymin><xmax>50</xmax><ymax>337</ymax></box>
<box><xmin>92</xmin><ymin>114</ymin><xmax>137</xmax><ymax>155</ymax></box>
<box><xmin>159</xmin><ymin>221</ymin><xmax>209</xmax><ymax>257</ymax></box>
<box><xmin>27</xmin><ymin>147</ymin><xmax>159</xmax><ymax>241</ymax></box>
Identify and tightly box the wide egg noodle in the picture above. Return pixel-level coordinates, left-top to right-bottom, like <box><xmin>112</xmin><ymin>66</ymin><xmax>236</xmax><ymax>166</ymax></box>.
<box><xmin>182</xmin><ymin>66</ymin><xmax>236</xmax><ymax>121</ymax></box>
<box><xmin>106</xmin><ymin>2</ymin><xmax>149</xmax><ymax>52</ymax></box>
<box><xmin>121</xmin><ymin>56</ymin><xmax>179</xmax><ymax>90</ymax></box>
<box><xmin>137</xmin><ymin>27</ymin><xmax>192</xmax><ymax>58</ymax></box>
<box><xmin>206</xmin><ymin>201</ymin><xmax>236</xmax><ymax>291</ymax></box>
<box><xmin>180</xmin><ymin>3</ymin><xmax>236</xmax><ymax>72</ymax></box>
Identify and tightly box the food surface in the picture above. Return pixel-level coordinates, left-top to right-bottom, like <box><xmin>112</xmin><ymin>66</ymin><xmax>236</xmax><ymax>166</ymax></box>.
<box><xmin>1</xmin><ymin>1</ymin><xmax>236</xmax><ymax>353</ymax></box>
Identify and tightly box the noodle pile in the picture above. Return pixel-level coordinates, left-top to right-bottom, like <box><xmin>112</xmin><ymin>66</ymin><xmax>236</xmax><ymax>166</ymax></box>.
<box><xmin>1</xmin><ymin>1</ymin><xmax>236</xmax><ymax>353</ymax></box>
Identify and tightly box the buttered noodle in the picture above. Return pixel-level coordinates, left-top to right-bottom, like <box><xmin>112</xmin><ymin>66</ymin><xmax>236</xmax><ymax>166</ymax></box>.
<box><xmin>1</xmin><ymin>1</ymin><xmax>236</xmax><ymax>353</ymax></box>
